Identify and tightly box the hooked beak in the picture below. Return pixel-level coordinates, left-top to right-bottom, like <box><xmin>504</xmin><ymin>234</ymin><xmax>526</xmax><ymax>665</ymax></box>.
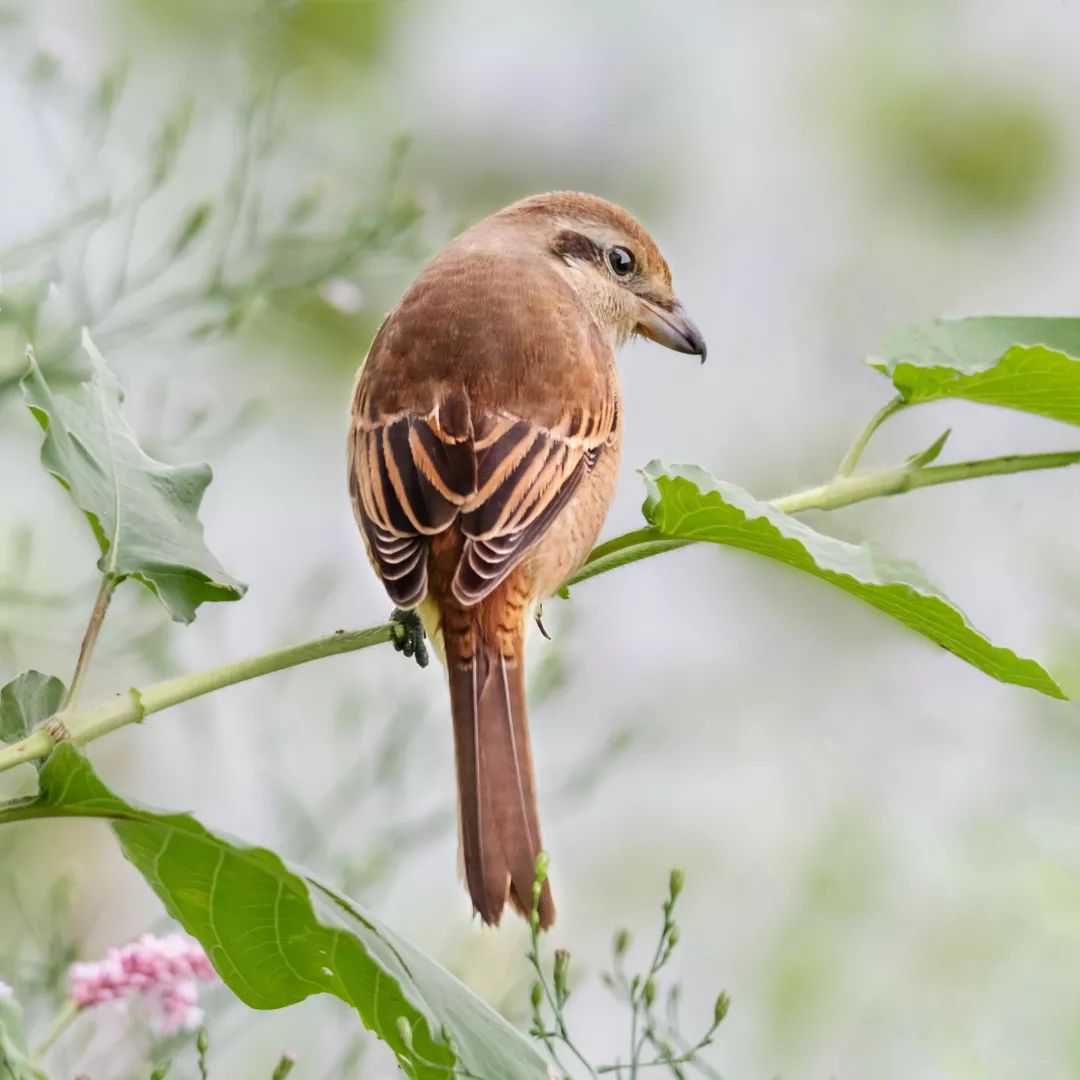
<box><xmin>635</xmin><ymin>299</ymin><xmax>707</xmax><ymax>363</ymax></box>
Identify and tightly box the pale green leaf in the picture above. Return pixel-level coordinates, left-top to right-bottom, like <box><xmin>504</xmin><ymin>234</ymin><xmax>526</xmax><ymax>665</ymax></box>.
<box><xmin>871</xmin><ymin>316</ymin><xmax>1080</xmax><ymax>425</ymax></box>
<box><xmin>0</xmin><ymin>671</ymin><xmax>63</xmax><ymax>746</ymax></box>
<box><xmin>634</xmin><ymin>462</ymin><xmax>1064</xmax><ymax>698</ymax></box>
<box><xmin>0</xmin><ymin>748</ymin><xmax>549</xmax><ymax>1080</ymax></box>
<box><xmin>21</xmin><ymin>332</ymin><xmax>246</xmax><ymax>623</ymax></box>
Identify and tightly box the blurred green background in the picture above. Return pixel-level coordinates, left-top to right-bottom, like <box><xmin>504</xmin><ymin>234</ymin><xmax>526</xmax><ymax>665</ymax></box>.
<box><xmin>2</xmin><ymin>0</ymin><xmax>1080</xmax><ymax>1076</ymax></box>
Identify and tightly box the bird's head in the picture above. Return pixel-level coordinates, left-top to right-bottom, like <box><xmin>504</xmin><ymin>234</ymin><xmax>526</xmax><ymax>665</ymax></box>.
<box><xmin>498</xmin><ymin>191</ymin><xmax>707</xmax><ymax>362</ymax></box>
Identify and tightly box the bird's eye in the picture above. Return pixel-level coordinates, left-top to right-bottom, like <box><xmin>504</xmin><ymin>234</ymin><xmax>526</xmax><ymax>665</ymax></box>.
<box><xmin>607</xmin><ymin>245</ymin><xmax>635</xmax><ymax>277</ymax></box>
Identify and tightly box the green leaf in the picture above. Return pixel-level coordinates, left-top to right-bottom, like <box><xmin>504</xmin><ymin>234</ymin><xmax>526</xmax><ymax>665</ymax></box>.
<box><xmin>871</xmin><ymin>316</ymin><xmax>1080</xmax><ymax>425</ymax></box>
<box><xmin>906</xmin><ymin>428</ymin><xmax>951</xmax><ymax>468</ymax></box>
<box><xmin>639</xmin><ymin>463</ymin><xmax>1064</xmax><ymax>699</ymax></box>
<box><xmin>22</xmin><ymin>332</ymin><xmax>246</xmax><ymax>623</ymax></box>
<box><xmin>0</xmin><ymin>672</ymin><xmax>63</xmax><ymax>746</ymax></box>
<box><xmin>0</xmin><ymin>748</ymin><xmax>549</xmax><ymax>1080</ymax></box>
<box><xmin>0</xmin><ymin>989</ymin><xmax>47</xmax><ymax>1080</ymax></box>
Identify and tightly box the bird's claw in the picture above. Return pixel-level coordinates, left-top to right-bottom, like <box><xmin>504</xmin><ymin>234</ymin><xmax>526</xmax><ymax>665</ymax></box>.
<box><xmin>391</xmin><ymin>608</ymin><xmax>429</xmax><ymax>669</ymax></box>
<box><xmin>535</xmin><ymin>605</ymin><xmax>552</xmax><ymax>641</ymax></box>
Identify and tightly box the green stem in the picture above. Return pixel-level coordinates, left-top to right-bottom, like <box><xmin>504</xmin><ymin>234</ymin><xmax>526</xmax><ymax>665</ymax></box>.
<box><xmin>63</xmin><ymin>574</ymin><xmax>118</xmax><ymax>710</ymax></box>
<box><xmin>0</xmin><ymin>624</ymin><xmax>394</xmax><ymax>774</ymax></box>
<box><xmin>32</xmin><ymin>1000</ymin><xmax>79</xmax><ymax>1062</ymax></box>
<box><xmin>775</xmin><ymin>449</ymin><xmax>1080</xmax><ymax>514</ymax></box>
<box><xmin>567</xmin><ymin>533</ymin><xmax>690</xmax><ymax>588</ymax></box>
<box><xmin>835</xmin><ymin>394</ymin><xmax>907</xmax><ymax>477</ymax></box>
<box><xmin>570</xmin><ymin>448</ymin><xmax>1080</xmax><ymax>586</ymax></box>
<box><xmin>271</xmin><ymin>1053</ymin><xmax>297</xmax><ymax>1080</ymax></box>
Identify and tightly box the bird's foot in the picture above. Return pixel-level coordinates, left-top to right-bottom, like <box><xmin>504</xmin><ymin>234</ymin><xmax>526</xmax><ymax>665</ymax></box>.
<box><xmin>534</xmin><ymin>604</ymin><xmax>552</xmax><ymax>641</ymax></box>
<box><xmin>390</xmin><ymin>608</ymin><xmax>429</xmax><ymax>669</ymax></box>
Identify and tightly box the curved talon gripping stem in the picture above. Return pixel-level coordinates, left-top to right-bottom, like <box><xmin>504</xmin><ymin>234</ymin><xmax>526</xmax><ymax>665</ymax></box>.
<box><xmin>390</xmin><ymin>608</ymin><xmax>429</xmax><ymax>669</ymax></box>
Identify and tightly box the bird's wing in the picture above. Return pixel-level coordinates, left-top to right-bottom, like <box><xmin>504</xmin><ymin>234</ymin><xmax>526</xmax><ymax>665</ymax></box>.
<box><xmin>349</xmin><ymin>389</ymin><xmax>474</xmax><ymax>608</ymax></box>
<box><xmin>453</xmin><ymin>404</ymin><xmax>615</xmax><ymax>603</ymax></box>
<box><xmin>349</xmin><ymin>388</ymin><xmax>616</xmax><ymax>607</ymax></box>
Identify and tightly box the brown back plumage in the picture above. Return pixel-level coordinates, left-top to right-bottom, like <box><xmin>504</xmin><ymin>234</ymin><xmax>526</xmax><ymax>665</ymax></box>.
<box><xmin>348</xmin><ymin>241</ymin><xmax>618</xmax><ymax>609</ymax></box>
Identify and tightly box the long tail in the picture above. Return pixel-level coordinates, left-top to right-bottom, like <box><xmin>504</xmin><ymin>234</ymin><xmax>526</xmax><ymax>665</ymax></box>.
<box><xmin>447</xmin><ymin>638</ymin><xmax>555</xmax><ymax>929</ymax></box>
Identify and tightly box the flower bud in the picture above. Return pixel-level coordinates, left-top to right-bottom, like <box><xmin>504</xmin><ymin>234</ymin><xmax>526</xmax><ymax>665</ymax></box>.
<box><xmin>713</xmin><ymin>991</ymin><xmax>731</xmax><ymax>1026</ymax></box>
<box><xmin>669</xmin><ymin>868</ymin><xmax>685</xmax><ymax>901</ymax></box>
<box><xmin>553</xmin><ymin>949</ymin><xmax>570</xmax><ymax>1003</ymax></box>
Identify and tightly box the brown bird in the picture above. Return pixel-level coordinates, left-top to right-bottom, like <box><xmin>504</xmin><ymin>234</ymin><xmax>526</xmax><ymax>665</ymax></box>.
<box><xmin>347</xmin><ymin>192</ymin><xmax>705</xmax><ymax>928</ymax></box>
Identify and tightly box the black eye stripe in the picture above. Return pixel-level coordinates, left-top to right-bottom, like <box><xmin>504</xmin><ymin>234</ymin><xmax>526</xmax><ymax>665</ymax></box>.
<box><xmin>550</xmin><ymin>231</ymin><xmax>640</xmax><ymax>281</ymax></box>
<box><xmin>551</xmin><ymin>229</ymin><xmax>604</xmax><ymax>264</ymax></box>
<box><xmin>607</xmin><ymin>245</ymin><xmax>635</xmax><ymax>277</ymax></box>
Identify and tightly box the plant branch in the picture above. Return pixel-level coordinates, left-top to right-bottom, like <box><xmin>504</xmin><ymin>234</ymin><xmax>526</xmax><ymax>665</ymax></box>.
<box><xmin>0</xmin><ymin>624</ymin><xmax>394</xmax><ymax>774</ymax></box>
<box><xmin>62</xmin><ymin>574</ymin><xmax>118</xmax><ymax>710</ymax></box>
<box><xmin>32</xmin><ymin>1000</ymin><xmax>79</xmax><ymax>1062</ymax></box>
<box><xmin>2</xmin><ymin>448</ymin><xmax>1077</xmax><ymax>776</ymax></box>
<box><xmin>568</xmin><ymin>533</ymin><xmax>691</xmax><ymax>589</ymax></box>
<box><xmin>834</xmin><ymin>394</ymin><xmax>907</xmax><ymax>477</ymax></box>
<box><xmin>568</xmin><ymin>448</ymin><xmax>1080</xmax><ymax>587</ymax></box>
<box><xmin>774</xmin><ymin>448</ymin><xmax>1080</xmax><ymax>514</ymax></box>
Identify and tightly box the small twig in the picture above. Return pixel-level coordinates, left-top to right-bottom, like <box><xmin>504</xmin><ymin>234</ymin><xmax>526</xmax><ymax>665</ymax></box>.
<box><xmin>0</xmin><ymin>624</ymin><xmax>395</xmax><ymax>774</ymax></box>
<box><xmin>594</xmin><ymin>874</ymin><xmax>727</xmax><ymax>1080</ymax></box>
<box><xmin>211</xmin><ymin>99</ymin><xmax>258</xmax><ymax>285</ymax></box>
<box><xmin>834</xmin><ymin>394</ymin><xmax>906</xmax><ymax>477</ymax></box>
<box><xmin>572</xmin><ymin>447</ymin><xmax>1080</xmax><ymax>588</ymax></box>
<box><xmin>527</xmin><ymin>855</ymin><xmax>600</xmax><ymax>1080</ymax></box>
<box><xmin>32</xmin><ymin>999</ymin><xmax>79</xmax><ymax>1061</ymax></box>
<box><xmin>774</xmin><ymin>448</ymin><xmax>1080</xmax><ymax>514</ymax></box>
<box><xmin>270</xmin><ymin>1053</ymin><xmax>296</xmax><ymax>1079</ymax></box>
<box><xmin>196</xmin><ymin>1027</ymin><xmax>209</xmax><ymax>1079</ymax></box>
<box><xmin>61</xmin><ymin>574</ymin><xmax>118</xmax><ymax>711</ymax></box>
<box><xmin>103</xmin><ymin>197</ymin><xmax>143</xmax><ymax>313</ymax></box>
<box><xmin>628</xmin><ymin>872</ymin><xmax>682</xmax><ymax>1078</ymax></box>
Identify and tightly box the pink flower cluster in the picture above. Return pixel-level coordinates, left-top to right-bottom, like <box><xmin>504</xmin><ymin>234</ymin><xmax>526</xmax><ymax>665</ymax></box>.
<box><xmin>69</xmin><ymin>934</ymin><xmax>217</xmax><ymax>1035</ymax></box>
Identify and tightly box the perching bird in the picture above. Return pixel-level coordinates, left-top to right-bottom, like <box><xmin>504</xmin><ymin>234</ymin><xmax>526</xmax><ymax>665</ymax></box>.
<box><xmin>347</xmin><ymin>192</ymin><xmax>705</xmax><ymax>928</ymax></box>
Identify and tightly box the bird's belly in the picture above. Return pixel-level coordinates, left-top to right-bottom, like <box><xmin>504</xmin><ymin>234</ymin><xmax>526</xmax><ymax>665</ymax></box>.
<box><xmin>522</xmin><ymin>438</ymin><xmax>621</xmax><ymax>600</ymax></box>
<box><xmin>417</xmin><ymin>592</ymin><xmax>447</xmax><ymax>665</ymax></box>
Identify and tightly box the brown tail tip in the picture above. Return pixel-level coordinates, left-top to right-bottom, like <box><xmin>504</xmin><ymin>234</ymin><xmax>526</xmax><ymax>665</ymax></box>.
<box><xmin>466</xmin><ymin>850</ymin><xmax>556</xmax><ymax>930</ymax></box>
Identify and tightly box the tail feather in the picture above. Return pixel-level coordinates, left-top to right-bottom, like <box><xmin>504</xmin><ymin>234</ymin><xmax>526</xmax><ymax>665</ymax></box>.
<box><xmin>448</xmin><ymin>644</ymin><xmax>555</xmax><ymax>928</ymax></box>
